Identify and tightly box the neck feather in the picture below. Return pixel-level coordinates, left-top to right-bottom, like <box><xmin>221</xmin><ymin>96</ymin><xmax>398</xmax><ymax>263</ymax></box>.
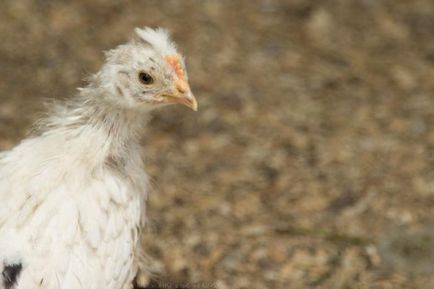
<box><xmin>33</xmin><ymin>89</ymin><xmax>147</xmax><ymax>163</ymax></box>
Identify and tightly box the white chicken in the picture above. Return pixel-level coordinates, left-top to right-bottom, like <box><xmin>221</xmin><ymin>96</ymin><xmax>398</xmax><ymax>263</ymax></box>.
<box><xmin>0</xmin><ymin>27</ymin><xmax>197</xmax><ymax>289</ymax></box>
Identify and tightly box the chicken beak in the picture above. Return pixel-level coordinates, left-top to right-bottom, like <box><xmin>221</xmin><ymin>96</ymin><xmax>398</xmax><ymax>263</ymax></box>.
<box><xmin>166</xmin><ymin>79</ymin><xmax>198</xmax><ymax>111</ymax></box>
<box><xmin>183</xmin><ymin>91</ymin><xmax>198</xmax><ymax>112</ymax></box>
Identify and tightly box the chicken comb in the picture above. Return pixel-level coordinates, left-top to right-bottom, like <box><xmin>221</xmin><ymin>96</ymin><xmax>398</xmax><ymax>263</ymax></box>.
<box><xmin>166</xmin><ymin>55</ymin><xmax>186</xmax><ymax>80</ymax></box>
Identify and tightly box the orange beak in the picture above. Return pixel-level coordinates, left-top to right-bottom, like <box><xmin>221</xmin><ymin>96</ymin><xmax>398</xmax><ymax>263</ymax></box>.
<box><xmin>166</xmin><ymin>79</ymin><xmax>198</xmax><ymax>111</ymax></box>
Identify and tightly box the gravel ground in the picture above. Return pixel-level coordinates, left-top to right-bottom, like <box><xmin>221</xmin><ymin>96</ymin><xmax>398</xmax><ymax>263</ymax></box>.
<box><xmin>1</xmin><ymin>1</ymin><xmax>434</xmax><ymax>288</ymax></box>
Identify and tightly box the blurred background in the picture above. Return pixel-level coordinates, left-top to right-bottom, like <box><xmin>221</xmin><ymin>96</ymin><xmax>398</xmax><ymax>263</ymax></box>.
<box><xmin>1</xmin><ymin>0</ymin><xmax>434</xmax><ymax>288</ymax></box>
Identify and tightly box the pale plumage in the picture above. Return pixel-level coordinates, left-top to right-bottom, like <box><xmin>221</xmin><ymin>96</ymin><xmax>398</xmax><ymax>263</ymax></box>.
<box><xmin>0</xmin><ymin>27</ymin><xmax>197</xmax><ymax>289</ymax></box>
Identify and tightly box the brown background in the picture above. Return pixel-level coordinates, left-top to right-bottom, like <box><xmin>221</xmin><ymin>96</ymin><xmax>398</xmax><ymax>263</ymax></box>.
<box><xmin>1</xmin><ymin>0</ymin><xmax>434</xmax><ymax>288</ymax></box>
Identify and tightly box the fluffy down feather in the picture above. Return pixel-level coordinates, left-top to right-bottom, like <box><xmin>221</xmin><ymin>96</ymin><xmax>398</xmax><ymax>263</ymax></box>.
<box><xmin>0</xmin><ymin>27</ymin><xmax>196</xmax><ymax>289</ymax></box>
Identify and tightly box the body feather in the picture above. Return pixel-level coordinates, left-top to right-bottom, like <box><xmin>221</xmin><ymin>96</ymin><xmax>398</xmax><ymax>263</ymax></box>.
<box><xmin>0</xmin><ymin>94</ymin><xmax>148</xmax><ymax>289</ymax></box>
<box><xmin>0</xmin><ymin>26</ymin><xmax>195</xmax><ymax>289</ymax></box>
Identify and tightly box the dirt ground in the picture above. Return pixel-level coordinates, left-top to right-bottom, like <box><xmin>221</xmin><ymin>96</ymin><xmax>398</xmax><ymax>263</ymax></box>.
<box><xmin>1</xmin><ymin>0</ymin><xmax>434</xmax><ymax>288</ymax></box>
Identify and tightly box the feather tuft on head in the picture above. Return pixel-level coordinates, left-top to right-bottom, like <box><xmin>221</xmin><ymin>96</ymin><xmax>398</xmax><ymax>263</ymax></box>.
<box><xmin>134</xmin><ymin>27</ymin><xmax>178</xmax><ymax>56</ymax></box>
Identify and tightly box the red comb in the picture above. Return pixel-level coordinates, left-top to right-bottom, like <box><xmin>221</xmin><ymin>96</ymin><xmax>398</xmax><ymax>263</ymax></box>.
<box><xmin>166</xmin><ymin>55</ymin><xmax>185</xmax><ymax>80</ymax></box>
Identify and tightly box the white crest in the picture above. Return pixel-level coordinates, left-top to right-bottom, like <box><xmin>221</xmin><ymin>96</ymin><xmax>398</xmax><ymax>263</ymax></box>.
<box><xmin>134</xmin><ymin>27</ymin><xmax>178</xmax><ymax>56</ymax></box>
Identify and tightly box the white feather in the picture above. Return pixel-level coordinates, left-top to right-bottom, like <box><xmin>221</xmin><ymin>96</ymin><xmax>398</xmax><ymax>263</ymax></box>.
<box><xmin>0</xmin><ymin>26</ymin><xmax>191</xmax><ymax>289</ymax></box>
<box><xmin>134</xmin><ymin>27</ymin><xmax>177</xmax><ymax>56</ymax></box>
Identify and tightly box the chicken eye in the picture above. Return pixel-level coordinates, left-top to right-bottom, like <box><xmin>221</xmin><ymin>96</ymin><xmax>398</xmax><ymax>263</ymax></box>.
<box><xmin>138</xmin><ymin>72</ymin><xmax>154</xmax><ymax>85</ymax></box>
